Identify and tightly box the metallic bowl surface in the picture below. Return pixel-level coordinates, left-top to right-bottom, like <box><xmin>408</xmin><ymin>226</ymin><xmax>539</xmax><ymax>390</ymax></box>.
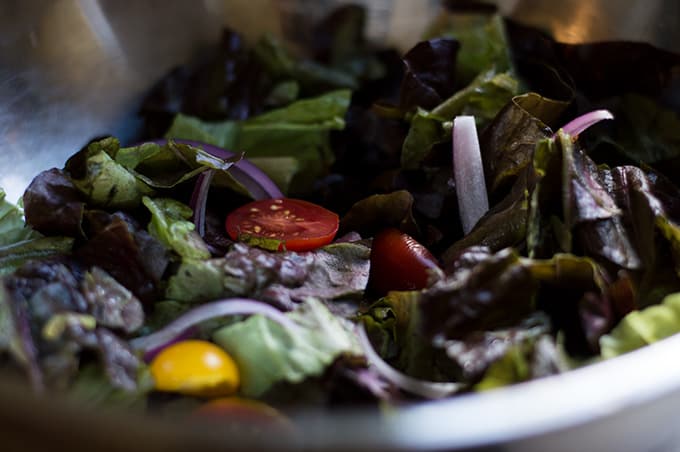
<box><xmin>1</xmin><ymin>1</ymin><xmax>679</xmax><ymax>451</ymax></box>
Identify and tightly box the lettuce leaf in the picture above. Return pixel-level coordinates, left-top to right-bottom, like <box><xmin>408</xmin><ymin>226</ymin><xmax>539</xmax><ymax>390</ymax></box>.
<box><xmin>165</xmin><ymin>90</ymin><xmax>351</xmax><ymax>194</ymax></box>
<box><xmin>600</xmin><ymin>292</ymin><xmax>680</xmax><ymax>359</ymax></box>
<box><xmin>166</xmin><ymin>242</ymin><xmax>370</xmax><ymax>309</ymax></box>
<box><xmin>400</xmin><ymin>70</ymin><xmax>519</xmax><ymax>170</ymax></box>
<box><xmin>421</xmin><ymin>248</ymin><xmax>537</xmax><ymax>340</ymax></box>
<box><xmin>76</xmin><ymin>213</ymin><xmax>169</xmax><ymax>304</ymax></box>
<box><xmin>23</xmin><ymin>168</ymin><xmax>86</xmax><ymax>237</ymax></box>
<box><xmin>0</xmin><ymin>261</ymin><xmax>144</xmax><ymax>392</ymax></box>
<box><xmin>425</xmin><ymin>13</ymin><xmax>511</xmax><ymax>87</ymax></box>
<box><xmin>0</xmin><ymin>237</ymin><xmax>74</xmax><ymax>277</ymax></box>
<box><xmin>339</xmin><ymin>190</ymin><xmax>419</xmax><ymax>237</ymax></box>
<box><xmin>65</xmin><ymin>138</ymin><xmax>155</xmax><ymax>209</ymax></box>
<box><xmin>213</xmin><ymin>298</ymin><xmax>361</xmax><ymax>397</ymax></box>
<box><xmin>0</xmin><ymin>186</ymin><xmax>72</xmax><ymax>276</ymax></box>
<box><xmin>0</xmin><ymin>188</ymin><xmax>38</xmax><ymax>246</ymax></box>
<box><xmin>480</xmin><ymin>92</ymin><xmax>568</xmax><ymax>195</ymax></box>
<box><xmin>398</xmin><ymin>39</ymin><xmax>460</xmax><ymax>111</ymax></box>
<box><xmin>474</xmin><ymin>335</ymin><xmax>564</xmax><ymax>391</ymax></box>
<box><xmin>142</xmin><ymin>197</ymin><xmax>210</xmax><ymax>260</ymax></box>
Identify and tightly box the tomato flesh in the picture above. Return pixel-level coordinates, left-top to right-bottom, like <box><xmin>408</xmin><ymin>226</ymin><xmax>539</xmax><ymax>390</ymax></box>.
<box><xmin>225</xmin><ymin>198</ymin><xmax>339</xmax><ymax>252</ymax></box>
<box><xmin>368</xmin><ymin>228</ymin><xmax>439</xmax><ymax>295</ymax></box>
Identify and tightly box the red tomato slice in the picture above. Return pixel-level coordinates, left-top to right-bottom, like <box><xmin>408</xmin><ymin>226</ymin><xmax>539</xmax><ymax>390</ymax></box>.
<box><xmin>225</xmin><ymin>198</ymin><xmax>339</xmax><ymax>252</ymax></box>
<box><xmin>368</xmin><ymin>228</ymin><xmax>439</xmax><ymax>295</ymax></box>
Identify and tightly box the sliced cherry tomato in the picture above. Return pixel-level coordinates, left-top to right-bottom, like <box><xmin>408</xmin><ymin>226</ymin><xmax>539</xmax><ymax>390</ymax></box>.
<box><xmin>368</xmin><ymin>228</ymin><xmax>439</xmax><ymax>295</ymax></box>
<box><xmin>225</xmin><ymin>198</ymin><xmax>339</xmax><ymax>252</ymax></box>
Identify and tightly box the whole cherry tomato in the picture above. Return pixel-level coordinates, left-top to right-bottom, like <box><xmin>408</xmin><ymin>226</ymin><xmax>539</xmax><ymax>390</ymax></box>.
<box><xmin>150</xmin><ymin>340</ymin><xmax>240</xmax><ymax>397</ymax></box>
<box><xmin>368</xmin><ymin>228</ymin><xmax>440</xmax><ymax>295</ymax></box>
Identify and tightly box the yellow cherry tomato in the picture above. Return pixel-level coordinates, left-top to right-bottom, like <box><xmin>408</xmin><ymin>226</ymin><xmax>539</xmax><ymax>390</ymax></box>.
<box><xmin>150</xmin><ymin>340</ymin><xmax>240</xmax><ymax>397</ymax></box>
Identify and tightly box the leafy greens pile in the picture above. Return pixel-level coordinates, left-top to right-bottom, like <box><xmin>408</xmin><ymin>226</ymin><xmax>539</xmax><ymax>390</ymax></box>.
<box><xmin>2</xmin><ymin>3</ymin><xmax>680</xmax><ymax>416</ymax></box>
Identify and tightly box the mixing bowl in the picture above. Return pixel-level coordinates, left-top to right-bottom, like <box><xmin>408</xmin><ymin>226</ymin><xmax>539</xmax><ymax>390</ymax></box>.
<box><xmin>1</xmin><ymin>1</ymin><xmax>679</xmax><ymax>451</ymax></box>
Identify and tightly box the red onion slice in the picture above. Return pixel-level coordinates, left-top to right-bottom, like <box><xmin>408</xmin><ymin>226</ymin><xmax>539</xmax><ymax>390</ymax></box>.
<box><xmin>130</xmin><ymin>298</ymin><xmax>299</xmax><ymax>353</ymax></box>
<box><xmin>452</xmin><ymin>116</ymin><xmax>489</xmax><ymax>235</ymax></box>
<box><xmin>189</xmin><ymin>169</ymin><xmax>214</xmax><ymax>237</ymax></box>
<box><xmin>357</xmin><ymin>325</ymin><xmax>463</xmax><ymax>399</ymax></box>
<box><xmin>558</xmin><ymin>109</ymin><xmax>614</xmax><ymax>138</ymax></box>
<box><xmin>150</xmin><ymin>139</ymin><xmax>284</xmax><ymax>200</ymax></box>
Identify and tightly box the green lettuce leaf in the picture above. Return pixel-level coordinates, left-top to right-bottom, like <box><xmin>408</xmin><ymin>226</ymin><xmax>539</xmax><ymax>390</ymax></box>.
<box><xmin>165</xmin><ymin>90</ymin><xmax>351</xmax><ymax>194</ymax></box>
<box><xmin>474</xmin><ymin>335</ymin><xmax>563</xmax><ymax>391</ymax></box>
<box><xmin>0</xmin><ymin>188</ymin><xmax>39</xmax><ymax>246</ymax></box>
<box><xmin>600</xmin><ymin>292</ymin><xmax>680</xmax><ymax>359</ymax></box>
<box><xmin>430</xmin><ymin>69</ymin><xmax>519</xmax><ymax>124</ymax></box>
<box><xmin>400</xmin><ymin>70</ymin><xmax>518</xmax><ymax>170</ymax></box>
<box><xmin>160</xmin><ymin>116</ymin><xmax>239</xmax><ymax>149</ymax></box>
<box><xmin>213</xmin><ymin>298</ymin><xmax>361</xmax><ymax>396</ymax></box>
<box><xmin>0</xmin><ymin>237</ymin><xmax>74</xmax><ymax>277</ymax></box>
<box><xmin>400</xmin><ymin>109</ymin><xmax>449</xmax><ymax>170</ymax></box>
<box><xmin>65</xmin><ymin>137</ymin><xmax>240</xmax><ymax>209</ymax></box>
<box><xmin>68</xmin><ymin>364</ymin><xmax>152</xmax><ymax>411</ymax></box>
<box><xmin>65</xmin><ymin>138</ymin><xmax>155</xmax><ymax>209</ymax></box>
<box><xmin>114</xmin><ymin>140</ymin><xmax>239</xmax><ymax>189</ymax></box>
<box><xmin>363</xmin><ymin>291</ymin><xmax>452</xmax><ymax>381</ymax></box>
<box><xmin>425</xmin><ymin>13</ymin><xmax>511</xmax><ymax>86</ymax></box>
<box><xmin>142</xmin><ymin>197</ymin><xmax>210</xmax><ymax>260</ymax></box>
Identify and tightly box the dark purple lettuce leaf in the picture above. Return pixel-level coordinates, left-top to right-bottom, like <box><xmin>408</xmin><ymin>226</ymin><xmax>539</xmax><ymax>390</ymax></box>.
<box><xmin>528</xmin><ymin>133</ymin><xmax>642</xmax><ymax>269</ymax></box>
<box><xmin>506</xmin><ymin>19</ymin><xmax>680</xmax><ymax>173</ymax></box>
<box><xmin>609</xmin><ymin>166</ymin><xmax>680</xmax><ymax>307</ymax></box>
<box><xmin>23</xmin><ymin>168</ymin><xmax>86</xmax><ymax>238</ymax></box>
<box><xmin>80</xmin><ymin>267</ymin><xmax>144</xmax><ymax>334</ymax></box>
<box><xmin>480</xmin><ymin>92</ymin><xmax>568</xmax><ymax>196</ymax></box>
<box><xmin>399</xmin><ymin>39</ymin><xmax>460</xmax><ymax>111</ymax></box>
<box><xmin>442</xmin><ymin>168</ymin><xmax>530</xmax><ymax>263</ymax></box>
<box><xmin>76</xmin><ymin>214</ymin><xmax>169</xmax><ymax>305</ymax></box>
<box><xmin>506</xmin><ymin>20</ymin><xmax>680</xmax><ymax>103</ymax></box>
<box><xmin>93</xmin><ymin>329</ymin><xmax>141</xmax><ymax>391</ymax></box>
<box><xmin>563</xmin><ymin>142</ymin><xmax>620</xmax><ymax>227</ymax></box>
<box><xmin>166</xmin><ymin>242</ymin><xmax>370</xmax><ymax>310</ymax></box>
<box><xmin>339</xmin><ymin>190</ymin><xmax>419</xmax><ymax>238</ymax></box>
<box><xmin>424</xmin><ymin>12</ymin><xmax>511</xmax><ymax>87</ymax></box>
<box><xmin>311</xmin><ymin>4</ymin><xmax>366</xmax><ymax>66</ymax></box>
<box><xmin>421</xmin><ymin>248</ymin><xmax>537</xmax><ymax>340</ymax></box>
<box><xmin>441</xmin><ymin>313</ymin><xmax>556</xmax><ymax>383</ymax></box>
<box><xmin>525</xmin><ymin>253</ymin><xmax>628</xmax><ymax>354</ymax></box>
<box><xmin>0</xmin><ymin>260</ymin><xmax>144</xmax><ymax>392</ymax></box>
<box><xmin>140</xmin><ymin>29</ymin><xmax>268</xmax><ymax>133</ymax></box>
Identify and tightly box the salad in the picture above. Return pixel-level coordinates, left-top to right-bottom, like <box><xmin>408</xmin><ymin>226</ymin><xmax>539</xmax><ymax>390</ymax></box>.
<box><xmin>2</xmin><ymin>2</ymin><xmax>680</xmax><ymax>426</ymax></box>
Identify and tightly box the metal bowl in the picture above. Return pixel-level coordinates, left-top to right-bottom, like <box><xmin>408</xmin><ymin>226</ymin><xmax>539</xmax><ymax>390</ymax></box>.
<box><xmin>1</xmin><ymin>1</ymin><xmax>680</xmax><ymax>451</ymax></box>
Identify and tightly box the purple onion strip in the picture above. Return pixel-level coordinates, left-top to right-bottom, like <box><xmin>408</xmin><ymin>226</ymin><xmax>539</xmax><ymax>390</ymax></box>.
<box><xmin>558</xmin><ymin>109</ymin><xmax>614</xmax><ymax>138</ymax></box>
<box><xmin>152</xmin><ymin>139</ymin><xmax>284</xmax><ymax>200</ymax></box>
<box><xmin>189</xmin><ymin>169</ymin><xmax>214</xmax><ymax>237</ymax></box>
<box><xmin>452</xmin><ymin>116</ymin><xmax>489</xmax><ymax>235</ymax></box>
<box><xmin>356</xmin><ymin>325</ymin><xmax>462</xmax><ymax>399</ymax></box>
<box><xmin>130</xmin><ymin>298</ymin><xmax>299</xmax><ymax>353</ymax></box>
